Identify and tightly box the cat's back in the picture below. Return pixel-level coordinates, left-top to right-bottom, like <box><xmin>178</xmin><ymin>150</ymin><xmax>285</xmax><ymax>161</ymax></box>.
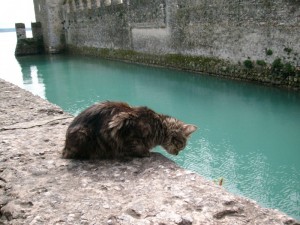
<box><xmin>68</xmin><ymin>101</ymin><xmax>132</xmax><ymax>128</ymax></box>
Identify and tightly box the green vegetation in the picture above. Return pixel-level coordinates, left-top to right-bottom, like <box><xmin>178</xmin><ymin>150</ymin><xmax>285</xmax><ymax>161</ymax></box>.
<box><xmin>271</xmin><ymin>58</ymin><xmax>296</xmax><ymax>77</ymax></box>
<box><xmin>256</xmin><ymin>60</ymin><xmax>267</xmax><ymax>67</ymax></box>
<box><xmin>265</xmin><ymin>48</ymin><xmax>273</xmax><ymax>56</ymax></box>
<box><xmin>66</xmin><ymin>45</ymin><xmax>300</xmax><ymax>90</ymax></box>
<box><xmin>271</xmin><ymin>58</ymin><xmax>284</xmax><ymax>74</ymax></box>
<box><xmin>284</xmin><ymin>47</ymin><xmax>292</xmax><ymax>55</ymax></box>
<box><xmin>282</xmin><ymin>63</ymin><xmax>296</xmax><ymax>77</ymax></box>
<box><xmin>243</xmin><ymin>59</ymin><xmax>253</xmax><ymax>69</ymax></box>
<box><xmin>213</xmin><ymin>177</ymin><xmax>224</xmax><ymax>186</ymax></box>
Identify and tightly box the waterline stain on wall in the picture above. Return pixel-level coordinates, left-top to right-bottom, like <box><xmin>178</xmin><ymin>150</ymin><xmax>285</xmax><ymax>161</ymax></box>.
<box><xmin>67</xmin><ymin>45</ymin><xmax>300</xmax><ymax>90</ymax></box>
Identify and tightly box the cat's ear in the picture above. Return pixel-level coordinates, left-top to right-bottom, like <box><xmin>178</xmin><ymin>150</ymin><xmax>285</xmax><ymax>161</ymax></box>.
<box><xmin>183</xmin><ymin>124</ymin><xmax>197</xmax><ymax>137</ymax></box>
<box><xmin>109</xmin><ymin>112</ymin><xmax>136</xmax><ymax>137</ymax></box>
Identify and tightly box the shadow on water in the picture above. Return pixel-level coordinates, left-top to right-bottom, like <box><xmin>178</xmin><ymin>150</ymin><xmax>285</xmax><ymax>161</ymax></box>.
<box><xmin>11</xmin><ymin>52</ymin><xmax>300</xmax><ymax>221</ymax></box>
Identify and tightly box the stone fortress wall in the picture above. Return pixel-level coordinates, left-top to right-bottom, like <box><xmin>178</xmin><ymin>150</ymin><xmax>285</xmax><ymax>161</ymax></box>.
<box><xmin>14</xmin><ymin>22</ymin><xmax>44</xmax><ymax>56</ymax></box>
<box><xmin>33</xmin><ymin>0</ymin><xmax>300</xmax><ymax>86</ymax></box>
<box><xmin>33</xmin><ymin>0</ymin><xmax>66</xmax><ymax>53</ymax></box>
<box><xmin>43</xmin><ymin>0</ymin><xmax>300</xmax><ymax>64</ymax></box>
<box><xmin>170</xmin><ymin>0</ymin><xmax>300</xmax><ymax>65</ymax></box>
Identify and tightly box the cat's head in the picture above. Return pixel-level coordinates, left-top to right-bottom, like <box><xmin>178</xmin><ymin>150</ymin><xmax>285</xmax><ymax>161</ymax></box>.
<box><xmin>161</xmin><ymin>117</ymin><xmax>197</xmax><ymax>155</ymax></box>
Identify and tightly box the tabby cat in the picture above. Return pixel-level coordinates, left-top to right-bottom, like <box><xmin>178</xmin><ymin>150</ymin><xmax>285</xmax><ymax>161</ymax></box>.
<box><xmin>63</xmin><ymin>101</ymin><xmax>197</xmax><ymax>159</ymax></box>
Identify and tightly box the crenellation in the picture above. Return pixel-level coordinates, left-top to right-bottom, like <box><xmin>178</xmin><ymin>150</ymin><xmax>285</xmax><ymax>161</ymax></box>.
<box><xmin>70</xmin><ymin>0</ymin><xmax>76</xmax><ymax>12</ymax></box>
<box><xmin>15</xmin><ymin>23</ymin><xmax>26</xmax><ymax>40</ymax></box>
<box><xmin>129</xmin><ymin>0</ymin><xmax>167</xmax><ymax>28</ymax></box>
<box><xmin>104</xmin><ymin>0</ymin><xmax>111</xmax><ymax>6</ymax></box>
<box><xmin>64</xmin><ymin>1</ymin><xmax>70</xmax><ymax>13</ymax></box>
<box><xmin>64</xmin><ymin>0</ymin><xmax>126</xmax><ymax>14</ymax></box>
<box><xmin>96</xmin><ymin>0</ymin><xmax>101</xmax><ymax>7</ymax></box>
<box><xmin>82</xmin><ymin>0</ymin><xmax>88</xmax><ymax>9</ymax></box>
<box><xmin>112</xmin><ymin>0</ymin><xmax>123</xmax><ymax>4</ymax></box>
<box><xmin>15</xmin><ymin>22</ymin><xmax>44</xmax><ymax>56</ymax></box>
<box><xmin>31</xmin><ymin>22</ymin><xmax>43</xmax><ymax>40</ymax></box>
<box><xmin>87</xmin><ymin>0</ymin><xmax>92</xmax><ymax>9</ymax></box>
<box><xmin>73</xmin><ymin>0</ymin><xmax>81</xmax><ymax>11</ymax></box>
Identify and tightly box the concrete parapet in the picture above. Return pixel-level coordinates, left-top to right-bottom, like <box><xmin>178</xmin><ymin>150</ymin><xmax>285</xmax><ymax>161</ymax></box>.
<box><xmin>0</xmin><ymin>78</ymin><xmax>299</xmax><ymax>224</ymax></box>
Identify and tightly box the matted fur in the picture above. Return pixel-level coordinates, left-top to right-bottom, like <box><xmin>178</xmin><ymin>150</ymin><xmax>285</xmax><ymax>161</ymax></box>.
<box><xmin>63</xmin><ymin>101</ymin><xmax>197</xmax><ymax>159</ymax></box>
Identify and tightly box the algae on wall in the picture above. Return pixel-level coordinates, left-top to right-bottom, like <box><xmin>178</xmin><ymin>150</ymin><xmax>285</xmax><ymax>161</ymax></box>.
<box><xmin>67</xmin><ymin>45</ymin><xmax>300</xmax><ymax>90</ymax></box>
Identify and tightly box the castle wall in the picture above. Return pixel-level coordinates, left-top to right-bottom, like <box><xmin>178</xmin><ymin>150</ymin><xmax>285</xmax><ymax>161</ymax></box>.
<box><xmin>63</xmin><ymin>1</ymin><xmax>131</xmax><ymax>50</ymax></box>
<box><xmin>33</xmin><ymin>0</ymin><xmax>65</xmax><ymax>53</ymax></box>
<box><xmin>31</xmin><ymin>22</ymin><xmax>43</xmax><ymax>41</ymax></box>
<box><xmin>61</xmin><ymin>0</ymin><xmax>175</xmax><ymax>54</ymax></box>
<box><xmin>15</xmin><ymin>22</ymin><xmax>44</xmax><ymax>56</ymax></box>
<box><xmin>172</xmin><ymin>0</ymin><xmax>300</xmax><ymax>65</ymax></box>
<box><xmin>33</xmin><ymin>0</ymin><xmax>300</xmax><ymax>89</ymax></box>
<box><xmin>61</xmin><ymin>0</ymin><xmax>299</xmax><ymax>66</ymax></box>
<box><xmin>129</xmin><ymin>0</ymin><xmax>173</xmax><ymax>54</ymax></box>
<box><xmin>15</xmin><ymin>23</ymin><xmax>26</xmax><ymax>40</ymax></box>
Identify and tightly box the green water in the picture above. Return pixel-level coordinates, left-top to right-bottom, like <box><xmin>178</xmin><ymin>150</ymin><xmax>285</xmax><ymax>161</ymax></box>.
<box><xmin>1</xmin><ymin>32</ymin><xmax>300</xmax><ymax>220</ymax></box>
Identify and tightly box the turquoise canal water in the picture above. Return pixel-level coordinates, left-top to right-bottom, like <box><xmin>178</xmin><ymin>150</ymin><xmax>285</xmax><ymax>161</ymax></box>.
<box><xmin>1</xmin><ymin>32</ymin><xmax>300</xmax><ymax>220</ymax></box>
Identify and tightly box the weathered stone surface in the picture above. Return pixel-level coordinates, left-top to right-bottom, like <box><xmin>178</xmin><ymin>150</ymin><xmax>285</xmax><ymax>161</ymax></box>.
<box><xmin>0</xmin><ymin>78</ymin><xmax>299</xmax><ymax>225</ymax></box>
<box><xmin>15</xmin><ymin>38</ymin><xmax>44</xmax><ymax>56</ymax></box>
<box><xmin>31</xmin><ymin>0</ymin><xmax>300</xmax><ymax>89</ymax></box>
<box><xmin>0</xmin><ymin>80</ymin><xmax>65</xmax><ymax>127</ymax></box>
<box><xmin>14</xmin><ymin>22</ymin><xmax>44</xmax><ymax>57</ymax></box>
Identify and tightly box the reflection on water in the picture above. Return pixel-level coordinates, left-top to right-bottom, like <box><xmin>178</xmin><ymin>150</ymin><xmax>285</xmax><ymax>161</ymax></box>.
<box><xmin>0</xmin><ymin>31</ymin><xmax>45</xmax><ymax>98</ymax></box>
<box><xmin>17</xmin><ymin>60</ymin><xmax>45</xmax><ymax>99</ymax></box>
<box><xmin>0</xmin><ymin>32</ymin><xmax>24</xmax><ymax>87</ymax></box>
<box><xmin>168</xmin><ymin>136</ymin><xmax>300</xmax><ymax>218</ymax></box>
<box><xmin>27</xmin><ymin>65</ymin><xmax>45</xmax><ymax>98</ymax></box>
<box><xmin>0</xmin><ymin>32</ymin><xmax>299</xmax><ymax>220</ymax></box>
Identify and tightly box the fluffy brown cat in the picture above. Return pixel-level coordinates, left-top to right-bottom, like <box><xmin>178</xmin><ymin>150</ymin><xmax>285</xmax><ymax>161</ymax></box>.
<box><xmin>63</xmin><ymin>101</ymin><xmax>197</xmax><ymax>159</ymax></box>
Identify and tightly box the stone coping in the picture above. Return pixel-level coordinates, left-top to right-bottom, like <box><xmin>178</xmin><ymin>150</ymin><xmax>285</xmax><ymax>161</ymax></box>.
<box><xmin>0</xmin><ymin>78</ymin><xmax>299</xmax><ymax>225</ymax></box>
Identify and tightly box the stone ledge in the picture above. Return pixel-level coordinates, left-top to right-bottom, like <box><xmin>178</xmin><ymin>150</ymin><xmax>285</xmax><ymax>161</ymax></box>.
<box><xmin>0</xmin><ymin>78</ymin><xmax>299</xmax><ymax>225</ymax></box>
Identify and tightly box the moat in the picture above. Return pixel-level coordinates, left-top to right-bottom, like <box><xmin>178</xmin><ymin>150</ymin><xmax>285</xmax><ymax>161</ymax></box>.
<box><xmin>0</xmin><ymin>32</ymin><xmax>300</xmax><ymax>220</ymax></box>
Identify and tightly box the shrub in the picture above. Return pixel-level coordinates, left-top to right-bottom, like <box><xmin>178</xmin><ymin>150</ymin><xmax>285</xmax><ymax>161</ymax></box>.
<box><xmin>283</xmin><ymin>63</ymin><xmax>296</xmax><ymax>77</ymax></box>
<box><xmin>256</xmin><ymin>60</ymin><xmax>267</xmax><ymax>67</ymax></box>
<box><xmin>243</xmin><ymin>59</ymin><xmax>253</xmax><ymax>69</ymax></box>
<box><xmin>271</xmin><ymin>58</ymin><xmax>296</xmax><ymax>77</ymax></box>
<box><xmin>265</xmin><ymin>48</ymin><xmax>273</xmax><ymax>56</ymax></box>
<box><xmin>271</xmin><ymin>58</ymin><xmax>284</xmax><ymax>75</ymax></box>
<box><xmin>284</xmin><ymin>47</ymin><xmax>292</xmax><ymax>55</ymax></box>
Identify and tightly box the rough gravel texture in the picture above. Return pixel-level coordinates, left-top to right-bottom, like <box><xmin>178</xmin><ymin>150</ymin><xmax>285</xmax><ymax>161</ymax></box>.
<box><xmin>0</xmin><ymin>78</ymin><xmax>299</xmax><ymax>225</ymax></box>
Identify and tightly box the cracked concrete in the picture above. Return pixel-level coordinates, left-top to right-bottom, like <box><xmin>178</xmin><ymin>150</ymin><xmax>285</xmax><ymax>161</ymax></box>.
<box><xmin>0</xmin><ymin>78</ymin><xmax>299</xmax><ymax>225</ymax></box>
